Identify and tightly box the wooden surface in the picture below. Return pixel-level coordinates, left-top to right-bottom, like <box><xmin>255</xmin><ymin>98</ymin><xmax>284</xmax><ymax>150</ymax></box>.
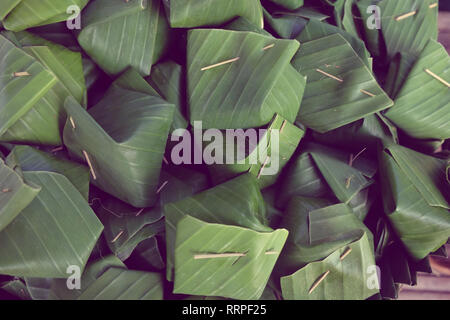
<box><xmin>398</xmin><ymin>245</ymin><xmax>450</xmax><ymax>300</ymax></box>
<box><xmin>439</xmin><ymin>12</ymin><xmax>450</xmax><ymax>53</ymax></box>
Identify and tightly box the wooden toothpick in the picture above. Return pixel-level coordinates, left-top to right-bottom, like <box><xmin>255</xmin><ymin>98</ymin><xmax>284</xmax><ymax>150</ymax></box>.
<box><xmin>280</xmin><ymin>120</ymin><xmax>287</xmax><ymax>134</ymax></box>
<box><xmin>340</xmin><ymin>247</ymin><xmax>352</xmax><ymax>261</ymax></box>
<box><xmin>156</xmin><ymin>180</ymin><xmax>168</xmax><ymax>194</ymax></box>
<box><xmin>201</xmin><ymin>57</ymin><xmax>240</xmax><ymax>71</ymax></box>
<box><xmin>309</xmin><ymin>270</ymin><xmax>330</xmax><ymax>294</ymax></box>
<box><xmin>135</xmin><ymin>208</ymin><xmax>144</xmax><ymax>217</ymax></box>
<box><xmin>257</xmin><ymin>156</ymin><xmax>270</xmax><ymax>179</ymax></box>
<box><xmin>2</xmin><ymin>188</ymin><xmax>11</xmax><ymax>193</ymax></box>
<box><xmin>194</xmin><ymin>253</ymin><xmax>246</xmax><ymax>259</ymax></box>
<box><xmin>163</xmin><ymin>156</ymin><xmax>169</xmax><ymax>165</ymax></box>
<box><xmin>262</xmin><ymin>44</ymin><xmax>275</xmax><ymax>51</ymax></box>
<box><xmin>51</xmin><ymin>146</ymin><xmax>64</xmax><ymax>153</ymax></box>
<box><xmin>69</xmin><ymin>117</ymin><xmax>76</xmax><ymax>129</ymax></box>
<box><xmin>345</xmin><ymin>175</ymin><xmax>354</xmax><ymax>189</ymax></box>
<box><xmin>316</xmin><ymin>68</ymin><xmax>343</xmax><ymax>82</ymax></box>
<box><xmin>429</xmin><ymin>3</ymin><xmax>438</xmax><ymax>9</ymax></box>
<box><xmin>13</xmin><ymin>72</ymin><xmax>31</xmax><ymax>77</ymax></box>
<box><xmin>111</xmin><ymin>230</ymin><xmax>124</xmax><ymax>243</ymax></box>
<box><xmin>424</xmin><ymin>68</ymin><xmax>450</xmax><ymax>88</ymax></box>
<box><xmin>349</xmin><ymin>147</ymin><xmax>367</xmax><ymax>167</ymax></box>
<box><xmin>360</xmin><ymin>89</ymin><xmax>375</xmax><ymax>97</ymax></box>
<box><xmin>265</xmin><ymin>251</ymin><xmax>279</xmax><ymax>255</ymax></box>
<box><xmin>395</xmin><ymin>11</ymin><xmax>416</xmax><ymax>21</ymax></box>
<box><xmin>82</xmin><ymin>150</ymin><xmax>97</xmax><ymax>180</ymax></box>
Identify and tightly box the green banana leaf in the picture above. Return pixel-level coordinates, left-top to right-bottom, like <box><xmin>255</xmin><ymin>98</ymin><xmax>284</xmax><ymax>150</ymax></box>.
<box><xmin>24</xmin><ymin>255</ymin><xmax>125</xmax><ymax>300</ymax></box>
<box><xmin>384</xmin><ymin>39</ymin><xmax>450</xmax><ymax>140</ymax></box>
<box><xmin>173</xmin><ymin>215</ymin><xmax>288</xmax><ymax>300</ymax></box>
<box><xmin>77</xmin><ymin>267</ymin><xmax>164</xmax><ymax>300</ymax></box>
<box><xmin>383</xmin><ymin>51</ymin><xmax>416</xmax><ymax>98</ymax></box>
<box><xmin>323</xmin><ymin>0</ymin><xmax>359</xmax><ymax>38</ymax></box>
<box><xmin>168</xmin><ymin>0</ymin><xmax>263</xmax><ymax>28</ymax></box>
<box><xmin>386</xmin><ymin>143</ymin><xmax>449</xmax><ymax>209</ymax></box>
<box><xmin>373</xmin><ymin>217</ymin><xmax>437</xmax><ymax>299</ymax></box>
<box><xmin>111</xmin><ymin>68</ymin><xmax>159</xmax><ymax>97</ymax></box>
<box><xmin>268</xmin><ymin>0</ymin><xmax>304</xmax><ymax>10</ymax></box>
<box><xmin>0</xmin><ymin>278</ymin><xmax>31</xmax><ymax>300</ymax></box>
<box><xmin>82</xmin><ymin>57</ymin><xmax>104</xmax><ymax>93</ymax></box>
<box><xmin>91</xmin><ymin>156</ymin><xmax>208</xmax><ymax>262</ymax></box>
<box><xmin>63</xmin><ymin>85</ymin><xmax>174</xmax><ymax>208</ymax></box>
<box><xmin>262</xmin><ymin>187</ymin><xmax>284</xmax><ymax>228</ymax></box>
<box><xmin>165</xmin><ymin>173</ymin><xmax>271</xmax><ymax>281</ymax></box>
<box><xmin>0</xmin><ymin>158</ymin><xmax>40</xmax><ymax>232</ymax></box>
<box><xmin>6</xmin><ymin>145</ymin><xmax>90</xmax><ymax>200</ymax></box>
<box><xmin>0</xmin><ymin>0</ymin><xmax>21</xmax><ymax>20</ymax></box>
<box><xmin>208</xmin><ymin>114</ymin><xmax>305</xmax><ymax>189</ymax></box>
<box><xmin>379</xmin><ymin>148</ymin><xmax>450</xmax><ymax>260</ymax></box>
<box><xmin>292</xmin><ymin>33</ymin><xmax>393</xmax><ymax>133</ymax></box>
<box><xmin>377</xmin><ymin>0</ymin><xmax>438</xmax><ymax>60</ymax></box>
<box><xmin>223</xmin><ymin>17</ymin><xmax>307</xmax><ymax>123</ymax></box>
<box><xmin>276</xmin><ymin>198</ymin><xmax>373</xmax><ymax>275</ymax></box>
<box><xmin>276</xmin><ymin>144</ymin><xmax>376</xmax><ymax>219</ymax></box>
<box><xmin>354</xmin><ymin>0</ymin><xmax>382</xmax><ymax>58</ymax></box>
<box><xmin>26</xmin><ymin>22</ymin><xmax>81</xmax><ymax>51</ymax></box>
<box><xmin>131</xmin><ymin>236</ymin><xmax>165</xmax><ymax>271</ymax></box>
<box><xmin>114</xmin><ymin>66</ymin><xmax>187</xmax><ymax>134</ymax></box>
<box><xmin>281</xmin><ymin>232</ymin><xmax>378</xmax><ymax>300</ymax></box>
<box><xmin>0</xmin><ymin>34</ymin><xmax>58</xmax><ymax>144</ymax></box>
<box><xmin>276</xmin><ymin>152</ymin><xmax>332</xmax><ymax>208</ymax></box>
<box><xmin>2</xmin><ymin>0</ymin><xmax>90</xmax><ymax>32</ymax></box>
<box><xmin>267</xmin><ymin>5</ymin><xmax>329</xmax><ymax>22</ymax></box>
<box><xmin>9</xmin><ymin>31</ymin><xmax>86</xmax><ymax>105</ymax></box>
<box><xmin>310</xmin><ymin>150</ymin><xmax>374</xmax><ymax>206</ymax></box>
<box><xmin>297</xmin><ymin>18</ymin><xmax>372</xmax><ymax>68</ymax></box>
<box><xmin>91</xmin><ymin>188</ymin><xmax>165</xmax><ymax>261</ymax></box>
<box><xmin>0</xmin><ymin>171</ymin><xmax>103</xmax><ymax>278</ymax></box>
<box><xmin>146</xmin><ymin>61</ymin><xmax>188</xmax><ymax>132</ymax></box>
<box><xmin>0</xmin><ymin>32</ymin><xmax>85</xmax><ymax>145</ymax></box>
<box><xmin>77</xmin><ymin>0</ymin><xmax>170</xmax><ymax>76</ymax></box>
<box><xmin>311</xmin><ymin>113</ymin><xmax>397</xmax><ymax>152</ymax></box>
<box><xmin>187</xmin><ymin>28</ymin><xmax>301</xmax><ymax>129</ymax></box>
<box><xmin>262</xmin><ymin>8</ymin><xmax>308</xmax><ymax>39</ymax></box>
<box><xmin>225</xmin><ymin>16</ymin><xmax>271</xmax><ymax>35</ymax></box>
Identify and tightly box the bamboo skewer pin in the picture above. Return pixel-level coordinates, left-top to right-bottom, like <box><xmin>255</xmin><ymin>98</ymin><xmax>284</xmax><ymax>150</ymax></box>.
<box><xmin>156</xmin><ymin>180</ymin><xmax>168</xmax><ymax>194</ymax></box>
<box><xmin>395</xmin><ymin>11</ymin><xmax>417</xmax><ymax>21</ymax></box>
<box><xmin>340</xmin><ymin>247</ymin><xmax>352</xmax><ymax>261</ymax></box>
<box><xmin>309</xmin><ymin>270</ymin><xmax>330</xmax><ymax>294</ymax></box>
<box><xmin>163</xmin><ymin>156</ymin><xmax>169</xmax><ymax>165</ymax></box>
<box><xmin>201</xmin><ymin>57</ymin><xmax>240</xmax><ymax>71</ymax></box>
<box><xmin>345</xmin><ymin>175</ymin><xmax>354</xmax><ymax>189</ymax></box>
<box><xmin>280</xmin><ymin>120</ymin><xmax>287</xmax><ymax>134</ymax></box>
<box><xmin>360</xmin><ymin>89</ymin><xmax>375</xmax><ymax>97</ymax></box>
<box><xmin>51</xmin><ymin>146</ymin><xmax>64</xmax><ymax>153</ymax></box>
<box><xmin>316</xmin><ymin>68</ymin><xmax>343</xmax><ymax>82</ymax></box>
<box><xmin>262</xmin><ymin>43</ymin><xmax>275</xmax><ymax>51</ymax></box>
<box><xmin>257</xmin><ymin>156</ymin><xmax>270</xmax><ymax>179</ymax></box>
<box><xmin>13</xmin><ymin>72</ymin><xmax>31</xmax><ymax>77</ymax></box>
<box><xmin>349</xmin><ymin>147</ymin><xmax>367</xmax><ymax>167</ymax></box>
<box><xmin>424</xmin><ymin>69</ymin><xmax>450</xmax><ymax>88</ymax></box>
<box><xmin>135</xmin><ymin>208</ymin><xmax>144</xmax><ymax>217</ymax></box>
<box><xmin>111</xmin><ymin>230</ymin><xmax>124</xmax><ymax>243</ymax></box>
<box><xmin>429</xmin><ymin>3</ymin><xmax>438</xmax><ymax>9</ymax></box>
<box><xmin>69</xmin><ymin>117</ymin><xmax>76</xmax><ymax>129</ymax></box>
<box><xmin>265</xmin><ymin>251</ymin><xmax>279</xmax><ymax>255</ymax></box>
<box><xmin>194</xmin><ymin>253</ymin><xmax>246</xmax><ymax>260</ymax></box>
<box><xmin>82</xmin><ymin>150</ymin><xmax>97</xmax><ymax>180</ymax></box>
